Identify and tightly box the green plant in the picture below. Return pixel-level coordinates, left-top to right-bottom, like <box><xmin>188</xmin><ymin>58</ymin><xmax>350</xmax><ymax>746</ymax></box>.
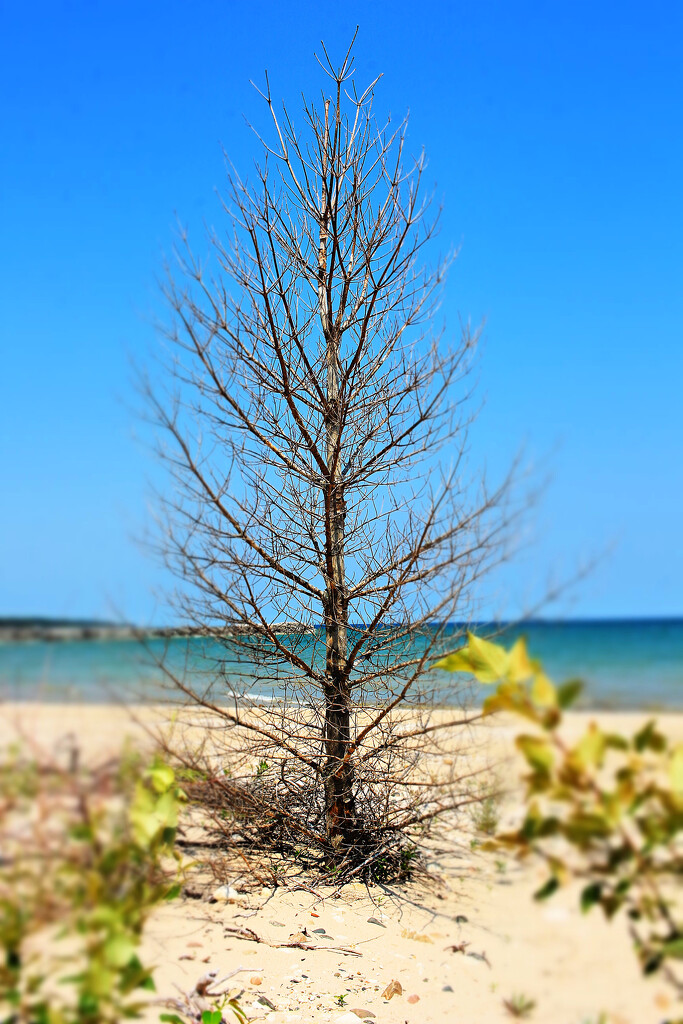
<box><xmin>0</xmin><ymin>747</ymin><xmax>185</xmax><ymax>1023</ymax></box>
<box><xmin>335</xmin><ymin>994</ymin><xmax>348</xmax><ymax>1007</ymax></box>
<box><xmin>437</xmin><ymin>633</ymin><xmax>683</xmax><ymax>993</ymax></box>
<box><xmin>471</xmin><ymin>795</ymin><xmax>500</xmax><ymax>835</ymax></box>
<box><xmin>503</xmin><ymin>992</ymin><xmax>536</xmax><ymax>1018</ymax></box>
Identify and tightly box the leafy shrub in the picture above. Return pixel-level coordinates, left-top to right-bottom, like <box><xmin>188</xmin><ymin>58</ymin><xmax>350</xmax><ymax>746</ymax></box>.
<box><xmin>437</xmin><ymin>633</ymin><xmax>683</xmax><ymax>993</ymax></box>
<box><xmin>0</xmin><ymin>746</ymin><xmax>185</xmax><ymax>1022</ymax></box>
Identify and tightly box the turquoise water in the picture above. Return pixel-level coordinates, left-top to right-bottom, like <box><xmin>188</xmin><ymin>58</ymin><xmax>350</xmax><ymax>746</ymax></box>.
<box><xmin>1</xmin><ymin>620</ymin><xmax>682</xmax><ymax>709</ymax></box>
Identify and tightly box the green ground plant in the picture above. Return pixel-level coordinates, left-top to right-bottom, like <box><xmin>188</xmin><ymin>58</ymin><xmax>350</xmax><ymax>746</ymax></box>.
<box><xmin>437</xmin><ymin>633</ymin><xmax>683</xmax><ymax>994</ymax></box>
<box><xmin>502</xmin><ymin>992</ymin><xmax>536</xmax><ymax>1018</ymax></box>
<box><xmin>0</xmin><ymin>746</ymin><xmax>185</xmax><ymax>1023</ymax></box>
<box><xmin>470</xmin><ymin>794</ymin><xmax>501</xmax><ymax>836</ymax></box>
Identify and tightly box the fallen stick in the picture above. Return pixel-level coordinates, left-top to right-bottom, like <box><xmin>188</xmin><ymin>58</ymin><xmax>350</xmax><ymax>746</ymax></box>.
<box><xmin>222</xmin><ymin>926</ymin><xmax>361</xmax><ymax>957</ymax></box>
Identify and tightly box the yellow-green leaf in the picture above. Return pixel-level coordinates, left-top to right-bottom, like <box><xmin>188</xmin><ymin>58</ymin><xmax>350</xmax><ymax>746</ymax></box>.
<box><xmin>434</xmin><ymin>647</ymin><xmax>479</xmax><ymax>674</ymax></box>
<box><xmin>147</xmin><ymin>762</ymin><xmax>176</xmax><ymax>794</ymax></box>
<box><xmin>516</xmin><ymin>734</ymin><xmax>554</xmax><ymax>772</ymax></box>
<box><xmin>530</xmin><ymin>671</ymin><xmax>557</xmax><ymax>709</ymax></box>
<box><xmin>507</xmin><ymin>637</ymin><xmax>535</xmax><ymax>683</ymax></box>
<box><xmin>104</xmin><ymin>934</ymin><xmax>137</xmax><ymax>968</ymax></box>
<box><xmin>670</xmin><ymin>745</ymin><xmax>683</xmax><ymax>795</ymax></box>
<box><xmin>467</xmin><ymin>633</ymin><xmax>510</xmax><ymax>682</ymax></box>
<box><xmin>572</xmin><ymin>724</ymin><xmax>606</xmax><ymax>770</ymax></box>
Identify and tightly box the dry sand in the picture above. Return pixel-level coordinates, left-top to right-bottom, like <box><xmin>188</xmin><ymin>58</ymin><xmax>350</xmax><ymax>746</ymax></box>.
<box><xmin>3</xmin><ymin>702</ymin><xmax>683</xmax><ymax>1024</ymax></box>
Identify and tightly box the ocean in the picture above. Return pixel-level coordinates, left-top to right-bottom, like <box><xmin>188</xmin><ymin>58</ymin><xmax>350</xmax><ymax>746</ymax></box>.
<box><xmin>1</xmin><ymin>619</ymin><xmax>682</xmax><ymax>710</ymax></box>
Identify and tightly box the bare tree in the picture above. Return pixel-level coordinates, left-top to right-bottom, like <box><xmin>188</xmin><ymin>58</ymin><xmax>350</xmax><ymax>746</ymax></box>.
<box><xmin>147</xmin><ymin>37</ymin><xmax>511</xmax><ymax>879</ymax></box>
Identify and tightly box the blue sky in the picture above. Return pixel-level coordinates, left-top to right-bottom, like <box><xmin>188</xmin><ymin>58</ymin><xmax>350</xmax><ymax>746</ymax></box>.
<box><xmin>1</xmin><ymin>0</ymin><xmax>681</xmax><ymax>623</ymax></box>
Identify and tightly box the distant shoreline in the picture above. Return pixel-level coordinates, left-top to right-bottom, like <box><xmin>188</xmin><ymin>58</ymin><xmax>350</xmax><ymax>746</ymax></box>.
<box><xmin>2</xmin><ymin>615</ymin><xmax>682</xmax><ymax>644</ymax></box>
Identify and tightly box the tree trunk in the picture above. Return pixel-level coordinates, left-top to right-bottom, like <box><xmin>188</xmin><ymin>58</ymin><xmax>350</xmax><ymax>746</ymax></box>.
<box><xmin>319</xmin><ymin>99</ymin><xmax>358</xmax><ymax>851</ymax></box>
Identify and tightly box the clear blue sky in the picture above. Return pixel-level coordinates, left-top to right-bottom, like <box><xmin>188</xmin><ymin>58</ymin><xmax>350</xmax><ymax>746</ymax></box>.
<box><xmin>1</xmin><ymin>0</ymin><xmax>681</xmax><ymax>623</ymax></box>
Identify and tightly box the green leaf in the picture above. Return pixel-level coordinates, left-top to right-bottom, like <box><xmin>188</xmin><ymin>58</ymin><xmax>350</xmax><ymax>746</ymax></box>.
<box><xmin>103</xmin><ymin>934</ymin><xmax>137</xmax><ymax>968</ymax></box>
<box><xmin>201</xmin><ymin>1011</ymin><xmax>223</xmax><ymax>1024</ymax></box>
<box><xmin>634</xmin><ymin>720</ymin><xmax>666</xmax><ymax>753</ymax></box>
<box><xmin>580</xmin><ymin>882</ymin><xmax>603</xmax><ymax>913</ymax></box>
<box><xmin>534</xmin><ymin>876</ymin><xmax>560</xmax><ymax>901</ymax></box>
<box><xmin>160</xmin><ymin>1015</ymin><xmax>186</xmax><ymax>1023</ymax></box>
<box><xmin>164</xmin><ymin>883</ymin><xmax>182</xmax><ymax>901</ymax></box>
<box><xmin>516</xmin><ymin>734</ymin><xmax>554</xmax><ymax>772</ymax></box>
<box><xmin>147</xmin><ymin>763</ymin><xmax>176</xmax><ymax>794</ymax></box>
<box><xmin>661</xmin><ymin>938</ymin><xmax>683</xmax><ymax>959</ymax></box>
<box><xmin>604</xmin><ymin>733</ymin><xmax>629</xmax><ymax>751</ymax></box>
<box><xmin>557</xmin><ymin>678</ymin><xmax>583</xmax><ymax>709</ymax></box>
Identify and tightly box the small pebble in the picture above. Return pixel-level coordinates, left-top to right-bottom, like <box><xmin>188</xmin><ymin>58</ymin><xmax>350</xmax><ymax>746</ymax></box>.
<box><xmin>250</xmin><ymin>976</ymin><xmax>262</xmax><ymax>985</ymax></box>
<box><xmin>407</xmin><ymin>994</ymin><xmax>420</xmax><ymax>1004</ymax></box>
<box><xmin>212</xmin><ymin>885</ymin><xmax>242</xmax><ymax>903</ymax></box>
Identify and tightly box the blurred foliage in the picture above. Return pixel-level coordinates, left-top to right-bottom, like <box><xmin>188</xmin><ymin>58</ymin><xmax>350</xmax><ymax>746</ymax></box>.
<box><xmin>437</xmin><ymin>633</ymin><xmax>683</xmax><ymax>993</ymax></box>
<box><xmin>0</xmin><ymin>745</ymin><xmax>185</xmax><ymax>1023</ymax></box>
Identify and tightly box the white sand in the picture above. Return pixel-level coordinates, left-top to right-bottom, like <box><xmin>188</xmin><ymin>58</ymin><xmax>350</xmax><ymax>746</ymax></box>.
<box><xmin>3</xmin><ymin>703</ymin><xmax>683</xmax><ymax>1024</ymax></box>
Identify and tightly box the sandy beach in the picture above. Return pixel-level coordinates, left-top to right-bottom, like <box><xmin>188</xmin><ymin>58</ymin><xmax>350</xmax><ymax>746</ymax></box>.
<box><xmin>3</xmin><ymin>703</ymin><xmax>683</xmax><ymax>1024</ymax></box>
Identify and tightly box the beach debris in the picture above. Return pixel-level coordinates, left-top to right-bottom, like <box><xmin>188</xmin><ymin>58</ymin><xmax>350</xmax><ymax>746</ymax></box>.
<box><xmin>366</xmin><ymin>916</ymin><xmax>386</xmax><ymax>927</ymax></box>
<box><xmin>467</xmin><ymin>950</ymin><xmax>492</xmax><ymax>968</ymax></box>
<box><xmin>164</xmin><ymin>967</ymin><xmax>258</xmax><ymax>1019</ymax></box>
<box><xmin>224</xmin><ymin>925</ymin><xmax>262</xmax><ymax>943</ymax></box>
<box><xmin>249</xmin><ymin>976</ymin><xmax>262</xmax><ymax>985</ymax></box>
<box><xmin>349</xmin><ymin>1010</ymin><xmax>376</xmax><ymax>1020</ymax></box>
<box><xmin>455</xmin><ymin>914</ymin><xmax>468</xmax><ymax>924</ymax></box>
<box><xmin>407</xmin><ymin>994</ymin><xmax>420</xmax><ymax>1004</ymax></box>
<box><xmin>401</xmin><ymin>928</ymin><xmax>432</xmax><ymax>943</ymax></box>
<box><xmin>211</xmin><ymin>884</ymin><xmax>243</xmax><ymax>903</ymax></box>
<box><xmin>254</xmin><ymin>993</ymin><xmax>278</xmax><ymax>1010</ymax></box>
<box><xmin>445</xmin><ymin>940</ymin><xmax>470</xmax><ymax>954</ymax></box>
<box><xmin>381</xmin><ymin>979</ymin><xmax>403</xmax><ymax>1000</ymax></box>
<box><xmin>443</xmin><ymin>985</ymin><xmax>454</xmax><ymax>992</ymax></box>
<box><xmin>223</xmin><ymin>924</ymin><xmax>360</xmax><ymax>956</ymax></box>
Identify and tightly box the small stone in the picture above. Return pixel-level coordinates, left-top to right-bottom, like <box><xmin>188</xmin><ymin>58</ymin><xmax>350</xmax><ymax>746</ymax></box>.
<box><xmin>350</xmin><ymin>1010</ymin><xmax>376</xmax><ymax>1019</ymax></box>
<box><xmin>250</xmin><ymin>976</ymin><xmax>263</xmax><ymax>985</ymax></box>
<box><xmin>366</xmin><ymin>917</ymin><xmax>386</xmax><ymax>927</ymax></box>
<box><xmin>455</xmin><ymin>914</ymin><xmax>468</xmax><ymax>924</ymax></box>
<box><xmin>337</xmin><ymin>1014</ymin><xmax>364</xmax><ymax>1024</ymax></box>
<box><xmin>270</xmin><ymin>920</ymin><xmax>286</xmax><ymax>927</ymax></box>
<box><xmin>443</xmin><ymin>984</ymin><xmax>454</xmax><ymax>992</ymax></box>
<box><xmin>407</xmin><ymin>994</ymin><xmax>420</xmax><ymax>1004</ymax></box>
<box><xmin>212</xmin><ymin>884</ymin><xmax>242</xmax><ymax>903</ymax></box>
